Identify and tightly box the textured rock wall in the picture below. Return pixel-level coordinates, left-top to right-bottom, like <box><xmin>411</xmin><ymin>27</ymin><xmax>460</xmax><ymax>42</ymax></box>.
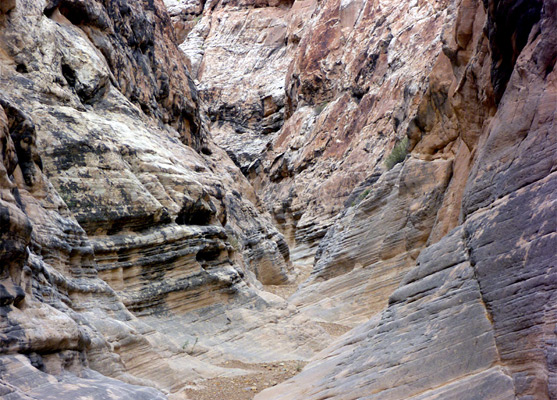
<box><xmin>173</xmin><ymin>0</ymin><xmax>469</xmax><ymax>328</ymax></box>
<box><xmin>172</xmin><ymin>0</ymin><xmax>464</xmax><ymax>263</ymax></box>
<box><xmin>0</xmin><ymin>0</ymin><xmax>333</xmax><ymax>398</ymax></box>
<box><xmin>289</xmin><ymin>158</ymin><xmax>453</xmax><ymax>326</ymax></box>
<box><xmin>257</xmin><ymin>0</ymin><xmax>557</xmax><ymax>398</ymax></box>
<box><xmin>44</xmin><ymin>0</ymin><xmax>205</xmax><ymax>150</ymax></box>
<box><xmin>257</xmin><ymin>0</ymin><xmax>460</xmax><ymax>260</ymax></box>
<box><xmin>1</xmin><ymin>0</ymin><xmax>291</xmax><ymax>285</ymax></box>
<box><xmin>175</xmin><ymin>0</ymin><xmax>316</xmax><ymax>177</ymax></box>
<box><xmin>257</xmin><ymin>228</ymin><xmax>519</xmax><ymax>400</ymax></box>
<box><xmin>0</xmin><ymin>0</ymin><xmax>554</xmax><ymax>398</ymax></box>
<box><xmin>0</xmin><ymin>98</ymin><xmax>168</xmax><ymax>398</ymax></box>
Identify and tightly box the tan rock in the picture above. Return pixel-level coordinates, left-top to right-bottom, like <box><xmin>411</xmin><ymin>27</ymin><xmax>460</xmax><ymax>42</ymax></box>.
<box><xmin>256</xmin><ymin>0</ymin><xmax>556</xmax><ymax>399</ymax></box>
<box><xmin>0</xmin><ymin>0</ymin><xmax>15</xmax><ymax>14</ymax></box>
<box><xmin>256</xmin><ymin>0</ymin><xmax>459</xmax><ymax>260</ymax></box>
<box><xmin>177</xmin><ymin>0</ymin><xmax>317</xmax><ymax>176</ymax></box>
<box><xmin>290</xmin><ymin>158</ymin><xmax>453</xmax><ymax>325</ymax></box>
<box><xmin>0</xmin><ymin>0</ymin><xmax>553</xmax><ymax>399</ymax></box>
<box><xmin>256</xmin><ymin>229</ymin><xmax>516</xmax><ymax>400</ymax></box>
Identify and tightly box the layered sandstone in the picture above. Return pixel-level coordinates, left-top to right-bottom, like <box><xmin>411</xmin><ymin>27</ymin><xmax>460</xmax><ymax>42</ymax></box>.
<box><xmin>0</xmin><ymin>0</ymin><xmax>554</xmax><ymax>398</ymax></box>
<box><xmin>176</xmin><ymin>0</ymin><xmax>316</xmax><ymax>178</ymax></box>
<box><xmin>258</xmin><ymin>0</ymin><xmax>461</xmax><ymax>260</ymax></box>
<box><xmin>257</xmin><ymin>228</ymin><xmax>518</xmax><ymax>400</ymax></box>
<box><xmin>174</xmin><ymin>0</ymin><xmax>464</xmax><ymax>265</ymax></box>
<box><xmin>0</xmin><ymin>0</ymin><xmax>332</xmax><ymax>398</ymax></box>
<box><xmin>257</xmin><ymin>0</ymin><xmax>556</xmax><ymax>398</ymax></box>
<box><xmin>290</xmin><ymin>157</ymin><xmax>453</xmax><ymax>326</ymax></box>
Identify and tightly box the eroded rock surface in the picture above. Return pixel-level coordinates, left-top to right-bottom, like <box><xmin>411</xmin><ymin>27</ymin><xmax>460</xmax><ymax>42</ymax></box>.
<box><xmin>0</xmin><ymin>96</ymin><xmax>170</xmax><ymax>398</ymax></box>
<box><xmin>257</xmin><ymin>228</ymin><xmax>518</xmax><ymax>400</ymax></box>
<box><xmin>0</xmin><ymin>0</ymin><xmax>332</xmax><ymax>398</ymax></box>
<box><xmin>257</xmin><ymin>0</ymin><xmax>460</xmax><ymax>260</ymax></box>
<box><xmin>173</xmin><ymin>0</ymin><xmax>316</xmax><ymax>177</ymax></box>
<box><xmin>290</xmin><ymin>158</ymin><xmax>453</xmax><ymax>326</ymax></box>
<box><xmin>173</xmin><ymin>0</ymin><xmax>465</xmax><ymax>265</ymax></box>
<box><xmin>257</xmin><ymin>0</ymin><xmax>557</xmax><ymax>398</ymax></box>
<box><xmin>0</xmin><ymin>0</ymin><xmax>554</xmax><ymax>398</ymax></box>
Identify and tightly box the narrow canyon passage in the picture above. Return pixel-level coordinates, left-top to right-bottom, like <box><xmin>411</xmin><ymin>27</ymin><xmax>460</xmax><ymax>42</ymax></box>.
<box><xmin>0</xmin><ymin>0</ymin><xmax>555</xmax><ymax>399</ymax></box>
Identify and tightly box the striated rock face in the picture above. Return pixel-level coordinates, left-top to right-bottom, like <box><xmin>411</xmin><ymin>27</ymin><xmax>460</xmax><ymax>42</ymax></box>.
<box><xmin>290</xmin><ymin>158</ymin><xmax>453</xmax><ymax>326</ymax></box>
<box><xmin>0</xmin><ymin>0</ymin><xmax>291</xmax><ymax>285</ymax></box>
<box><xmin>43</xmin><ymin>0</ymin><xmax>205</xmax><ymax>150</ymax></box>
<box><xmin>257</xmin><ymin>228</ymin><xmax>518</xmax><ymax>400</ymax></box>
<box><xmin>0</xmin><ymin>0</ymin><xmax>332</xmax><ymax>398</ymax></box>
<box><xmin>257</xmin><ymin>0</ymin><xmax>460</xmax><ymax>259</ymax></box>
<box><xmin>169</xmin><ymin>0</ymin><xmax>462</xmax><ymax>262</ymax></box>
<box><xmin>0</xmin><ymin>98</ymin><xmax>169</xmax><ymax>398</ymax></box>
<box><xmin>257</xmin><ymin>0</ymin><xmax>556</xmax><ymax>398</ymax></box>
<box><xmin>0</xmin><ymin>355</ymin><xmax>167</xmax><ymax>400</ymax></box>
<box><xmin>0</xmin><ymin>0</ymin><xmax>554</xmax><ymax>398</ymax></box>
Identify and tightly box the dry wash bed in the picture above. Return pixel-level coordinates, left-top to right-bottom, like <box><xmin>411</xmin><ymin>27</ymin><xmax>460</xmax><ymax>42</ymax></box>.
<box><xmin>184</xmin><ymin>360</ymin><xmax>306</xmax><ymax>400</ymax></box>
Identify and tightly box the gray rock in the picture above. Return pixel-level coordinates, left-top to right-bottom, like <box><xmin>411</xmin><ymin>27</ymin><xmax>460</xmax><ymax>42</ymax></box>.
<box><xmin>0</xmin><ymin>355</ymin><xmax>167</xmax><ymax>400</ymax></box>
<box><xmin>257</xmin><ymin>228</ymin><xmax>514</xmax><ymax>399</ymax></box>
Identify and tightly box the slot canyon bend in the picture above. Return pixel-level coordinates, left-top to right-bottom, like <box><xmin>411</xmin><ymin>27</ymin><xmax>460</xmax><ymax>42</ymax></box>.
<box><xmin>0</xmin><ymin>0</ymin><xmax>555</xmax><ymax>399</ymax></box>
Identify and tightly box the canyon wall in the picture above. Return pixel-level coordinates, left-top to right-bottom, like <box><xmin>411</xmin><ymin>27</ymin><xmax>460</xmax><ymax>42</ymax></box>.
<box><xmin>177</xmin><ymin>0</ymin><xmax>462</xmax><ymax>263</ymax></box>
<box><xmin>0</xmin><ymin>1</ymin><xmax>331</xmax><ymax>398</ymax></box>
<box><xmin>0</xmin><ymin>0</ymin><xmax>554</xmax><ymax>398</ymax></box>
<box><xmin>257</xmin><ymin>0</ymin><xmax>557</xmax><ymax>398</ymax></box>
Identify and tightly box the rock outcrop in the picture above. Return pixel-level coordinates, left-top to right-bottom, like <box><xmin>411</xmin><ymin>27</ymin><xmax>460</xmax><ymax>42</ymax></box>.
<box><xmin>257</xmin><ymin>0</ymin><xmax>556</xmax><ymax>398</ymax></box>
<box><xmin>176</xmin><ymin>0</ymin><xmax>316</xmax><ymax>177</ymax></box>
<box><xmin>289</xmin><ymin>157</ymin><xmax>453</xmax><ymax>326</ymax></box>
<box><xmin>258</xmin><ymin>0</ymin><xmax>461</xmax><ymax>260</ymax></box>
<box><xmin>0</xmin><ymin>0</ymin><xmax>331</xmax><ymax>398</ymax></box>
<box><xmin>0</xmin><ymin>96</ymin><xmax>169</xmax><ymax>398</ymax></box>
<box><xmin>174</xmin><ymin>0</ymin><xmax>465</xmax><ymax>264</ymax></box>
<box><xmin>257</xmin><ymin>228</ymin><xmax>518</xmax><ymax>400</ymax></box>
<box><xmin>0</xmin><ymin>0</ymin><xmax>554</xmax><ymax>398</ymax></box>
